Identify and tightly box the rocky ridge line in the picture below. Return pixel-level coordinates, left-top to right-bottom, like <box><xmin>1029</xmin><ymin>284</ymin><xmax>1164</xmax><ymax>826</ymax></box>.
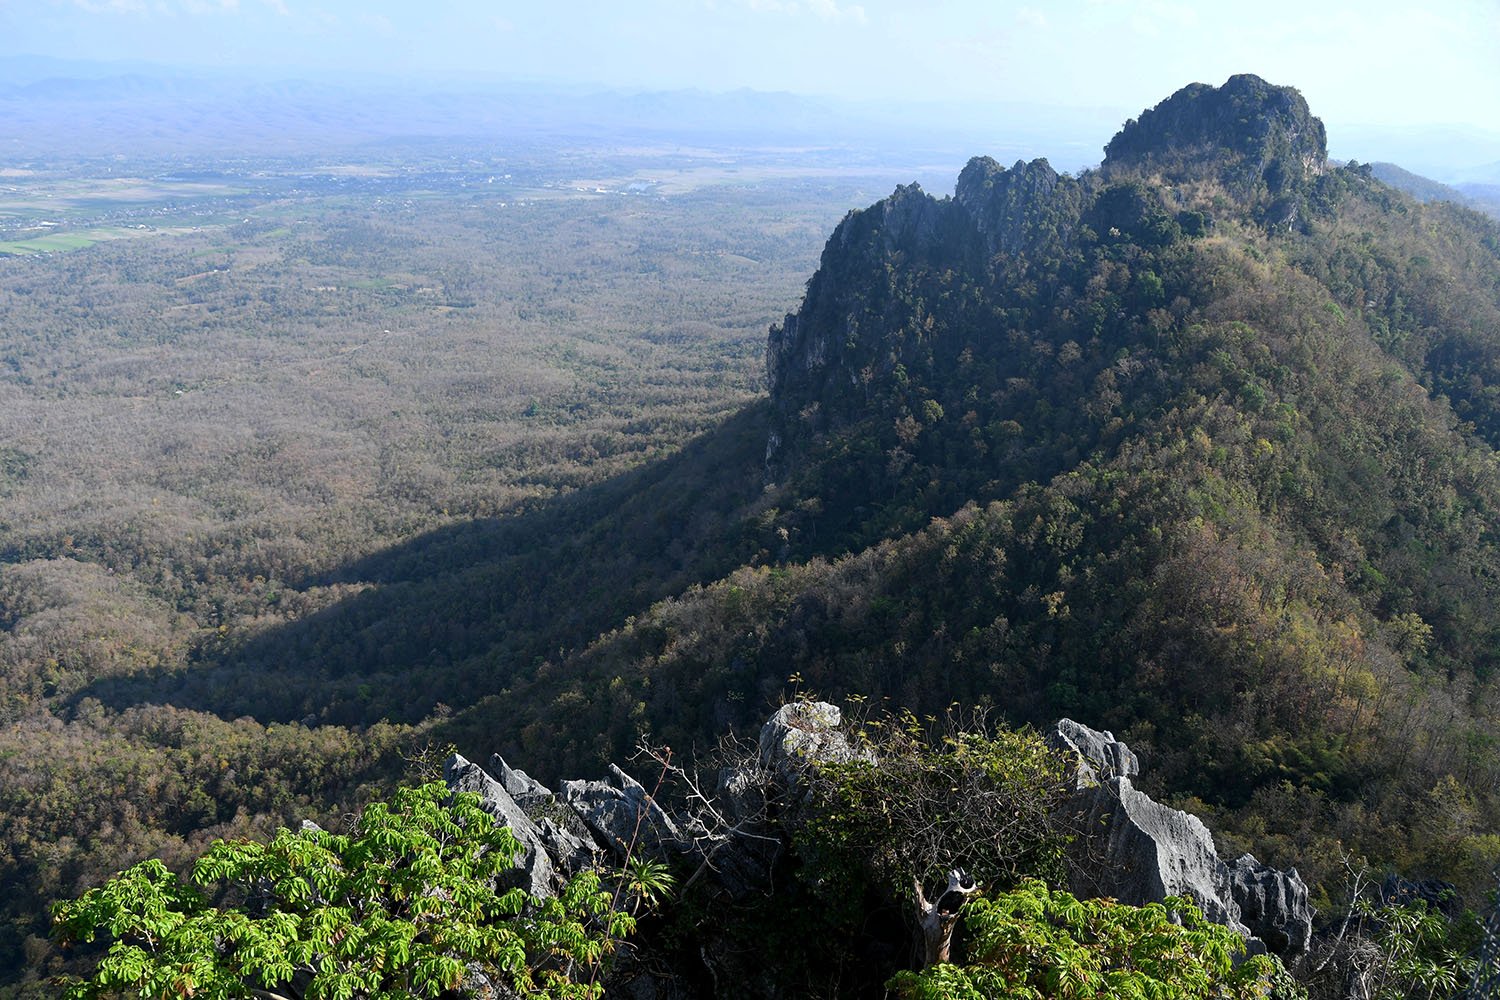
<box><xmin>445</xmin><ymin>702</ymin><xmax>1312</xmax><ymax>996</ymax></box>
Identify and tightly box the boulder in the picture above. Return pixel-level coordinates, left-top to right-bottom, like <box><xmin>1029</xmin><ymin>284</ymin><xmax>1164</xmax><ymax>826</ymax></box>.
<box><xmin>758</xmin><ymin>701</ymin><xmax>873</xmax><ymax>787</ymax></box>
<box><xmin>1228</xmin><ymin>853</ymin><xmax>1313</xmax><ymax>955</ymax></box>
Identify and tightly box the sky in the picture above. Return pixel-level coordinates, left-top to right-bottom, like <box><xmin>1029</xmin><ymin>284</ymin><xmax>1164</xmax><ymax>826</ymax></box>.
<box><xmin>3</xmin><ymin>0</ymin><xmax>1499</xmax><ymax>146</ymax></box>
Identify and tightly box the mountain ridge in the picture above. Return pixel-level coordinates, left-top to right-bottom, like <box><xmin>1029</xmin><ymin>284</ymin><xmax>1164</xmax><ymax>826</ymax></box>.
<box><xmin>525</xmin><ymin>75</ymin><xmax>1500</xmax><ymax>914</ymax></box>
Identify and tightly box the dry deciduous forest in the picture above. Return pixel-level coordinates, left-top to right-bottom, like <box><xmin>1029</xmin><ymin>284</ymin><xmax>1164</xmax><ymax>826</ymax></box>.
<box><xmin>0</xmin><ymin>145</ymin><xmax>914</xmax><ymax>986</ymax></box>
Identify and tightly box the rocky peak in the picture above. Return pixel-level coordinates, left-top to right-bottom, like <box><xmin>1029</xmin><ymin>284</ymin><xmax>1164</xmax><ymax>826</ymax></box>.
<box><xmin>954</xmin><ymin>155</ymin><xmax>1082</xmax><ymax>256</ymax></box>
<box><xmin>1103</xmin><ymin>73</ymin><xmax>1327</xmax><ymax>194</ymax></box>
<box><xmin>763</xmin><ymin>158</ymin><xmax>1081</xmax><ymax>474</ymax></box>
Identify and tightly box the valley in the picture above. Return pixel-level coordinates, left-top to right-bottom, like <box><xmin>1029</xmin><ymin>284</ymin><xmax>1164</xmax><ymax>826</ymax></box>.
<box><xmin>0</xmin><ymin>143</ymin><xmax>922</xmax><ymax>987</ymax></box>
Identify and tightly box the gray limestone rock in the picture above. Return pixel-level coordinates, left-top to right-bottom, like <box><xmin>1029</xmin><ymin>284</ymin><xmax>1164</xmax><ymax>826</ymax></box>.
<box><xmin>561</xmin><ymin>764</ymin><xmax>682</xmax><ymax>860</ymax></box>
<box><xmin>1051</xmin><ymin>719</ymin><xmax>1312</xmax><ymax>957</ymax></box>
<box><xmin>1047</xmin><ymin>718</ymin><xmax>1139</xmax><ymax>789</ymax></box>
<box><xmin>1077</xmin><ymin>775</ymin><xmax>1248</xmax><ymax>935</ymax></box>
<box><xmin>490</xmin><ymin>752</ymin><xmax>555</xmax><ymax>810</ymax></box>
<box><xmin>758</xmin><ymin>700</ymin><xmax>872</xmax><ymax>787</ymax></box>
<box><xmin>716</xmin><ymin>764</ymin><xmax>769</xmax><ymax>824</ymax></box>
<box><xmin>1228</xmin><ymin>853</ymin><xmax>1313</xmax><ymax>956</ymax></box>
<box><xmin>444</xmin><ymin>752</ymin><xmax>559</xmax><ymax>899</ymax></box>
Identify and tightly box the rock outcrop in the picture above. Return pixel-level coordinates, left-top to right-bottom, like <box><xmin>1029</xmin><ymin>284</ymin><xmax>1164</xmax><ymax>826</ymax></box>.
<box><xmin>562</xmin><ymin>764</ymin><xmax>686</xmax><ymax>859</ymax></box>
<box><xmin>1230</xmin><ymin>853</ymin><xmax>1314</xmax><ymax>955</ymax></box>
<box><xmin>1048</xmin><ymin>718</ymin><xmax>1313</xmax><ymax>958</ymax></box>
<box><xmin>757</xmin><ymin>699</ymin><xmax>873</xmax><ymax>787</ymax></box>
<box><xmin>1048</xmin><ymin>717</ymin><xmax>1139</xmax><ymax>787</ymax></box>
<box><xmin>445</xmin><ymin>752</ymin><xmax>567</xmax><ymax>899</ymax></box>
<box><xmin>446</xmin><ymin>705</ymin><xmax>1313</xmax><ymax>999</ymax></box>
<box><xmin>953</xmin><ymin>156</ymin><xmax>1085</xmax><ymax>257</ymax></box>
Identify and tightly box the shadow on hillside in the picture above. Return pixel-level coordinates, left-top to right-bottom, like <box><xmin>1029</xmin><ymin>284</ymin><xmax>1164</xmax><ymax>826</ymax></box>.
<box><xmin>72</xmin><ymin>402</ymin><xmax>776</xmax><ymax>734</ymax></box>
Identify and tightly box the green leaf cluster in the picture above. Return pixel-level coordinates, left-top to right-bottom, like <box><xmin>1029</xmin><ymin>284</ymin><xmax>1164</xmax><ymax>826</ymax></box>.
<box><xmin>51</xmin><ymin>782</ymin><xmax>632</xmax><ymax>1000</ymax></box>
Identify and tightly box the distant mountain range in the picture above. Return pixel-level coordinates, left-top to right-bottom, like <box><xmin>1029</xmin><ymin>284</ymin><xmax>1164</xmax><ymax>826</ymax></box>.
<box><xmin>0</xmin><ymin>58</ymin><xmax>1116</xmax><ymax>171</ymax></box>
<box><xmin>1368</xmin><ymin>161</ymin><xmax>1500</xmax><ymax>218</ymax></box>
<box><xmin>6</xmin><ymin>57</ymin><xmax>1500</xmax><ymax>190</ymax></box>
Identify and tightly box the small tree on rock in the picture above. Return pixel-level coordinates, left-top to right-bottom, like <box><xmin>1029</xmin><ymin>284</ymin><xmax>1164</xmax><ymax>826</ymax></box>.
<box><xmin>796</xmin><ymin>708</ymin><xmax>1071</xmax><ymax>968</ymax></box>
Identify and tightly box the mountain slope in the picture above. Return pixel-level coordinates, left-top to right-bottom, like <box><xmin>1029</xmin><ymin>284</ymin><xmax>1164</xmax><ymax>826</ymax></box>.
<box><xmin>493</xmin><ymin>75</ymin><xmax>1500</xmax><ymax>901</ymax></box>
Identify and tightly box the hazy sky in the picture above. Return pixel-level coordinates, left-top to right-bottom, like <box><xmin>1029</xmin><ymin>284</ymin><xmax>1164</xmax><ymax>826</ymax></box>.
<box><xmin>3</xmin><ymin>0</ymin><xmax>1498</xmax><ymax>135</ymax></box>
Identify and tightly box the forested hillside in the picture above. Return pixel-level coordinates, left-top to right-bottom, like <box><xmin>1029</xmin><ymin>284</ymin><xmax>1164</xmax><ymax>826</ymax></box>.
<box><xmin>4</xmin><ymin>74</ymin><xmax>1500</xmax><ymax>995</ymax></box>
<box><xmin>447</xmin><ymin>76</ymin><xmax>1500</xmax><ymax>911</ymax></box>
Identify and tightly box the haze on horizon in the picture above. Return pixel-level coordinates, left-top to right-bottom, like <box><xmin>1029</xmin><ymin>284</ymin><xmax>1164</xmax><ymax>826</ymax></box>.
<box><xmin>3</xmin><ymin>0</ymin><xmax>1500</xmax><ymax>178</ymax></box>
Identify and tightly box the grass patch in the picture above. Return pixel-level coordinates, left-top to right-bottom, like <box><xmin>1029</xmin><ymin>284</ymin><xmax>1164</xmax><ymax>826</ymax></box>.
<box><xmin>0</xmin><ymin>225</ymin><xmax>215</xmax><ymax>256</ymax></box>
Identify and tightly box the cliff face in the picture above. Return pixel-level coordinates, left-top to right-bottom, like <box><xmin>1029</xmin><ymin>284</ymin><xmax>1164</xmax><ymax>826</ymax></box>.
<box><xmin>764</xmin><ymin>183</ymin><xmax>975</xmax><ymax>447</ymax></box>
<box><xmin>763</xmin><ymin>158</ymin><xmax>1090</xmax><ymax>474</ymax></box>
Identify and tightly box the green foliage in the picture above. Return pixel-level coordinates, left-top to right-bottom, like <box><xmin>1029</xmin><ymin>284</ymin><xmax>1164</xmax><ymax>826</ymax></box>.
<box><xmin>1346</xmin><ymin>899</ymin><xmax>1477</xmax><ymax>1000</ymax></box>
<box><xmin>617</xmin><ymin>856</ymin><xmax>675</xmax><ymax>917</ymax></box>
<box><xmin>888</xmin><ymin>880</ymin><xmax>1279</xmax><ymax>1000</ymax></box>
<box><xmin>51</xmin><ymin>783</ymin><xmax>633</xmax><ymax>1000</ymax></box>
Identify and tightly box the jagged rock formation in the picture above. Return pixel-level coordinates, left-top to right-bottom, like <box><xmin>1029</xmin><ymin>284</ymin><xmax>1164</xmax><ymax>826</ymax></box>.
<box><xmin>1049</xmin><ymin>717</ymin><xmax>1139</xmax><ymax>787</ymax></box>
<box><xmin>1230</xmin><ymin>853</ymin><xmax>1314</xmax><ymax>955</ymax></box>
<box><xmin>444</xmin><ymin>703</ymin><xmax>875</xmax><ymax>999</ymax></box>
<box><xmin>562</xmin><ymin>764</ymin><xmax>686</xmax><ymax>859</ymax></box>
<box><xmin>445</xmin><ymin>753</ymin><xmax>569</xmax><ymax>899</ymax></box>
<box><xmin>953</xmin><ymin>155</ymin><xmax>1085</xmax><ymax>257</ymax></box>
<box><xmin>1047</xmin><ymin>719</ymin><xmax>1312</xmax><ymax>958</ymax></box>
<box><xmin>444</xmin><ymin>703</ymin><xmax>865</xmax><ymax>889</ymax></box>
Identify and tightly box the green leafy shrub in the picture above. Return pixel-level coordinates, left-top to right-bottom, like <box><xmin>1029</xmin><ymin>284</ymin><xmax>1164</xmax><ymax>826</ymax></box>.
<box><xmin>889</xmin><ymin>879</ymin><xmax>1279</xmax><ymax>1000</ymax></box>
<box><xmin>50</xmin><ymin>782</ymin><xmax>633</xmax><ymax>1000</ymax></box>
